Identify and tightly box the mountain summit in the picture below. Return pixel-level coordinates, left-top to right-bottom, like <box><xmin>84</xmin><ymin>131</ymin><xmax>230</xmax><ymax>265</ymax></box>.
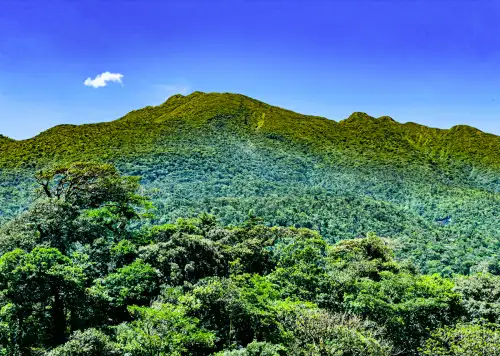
<box><xmin>0</xmin><ymin>134</ymin><xmax>13</xmax><ymax>142</ymax></box>
<box><xmin>1</xmin><ymin>92</ymin><xmax>498</xmax><ymax>170</ymax></box>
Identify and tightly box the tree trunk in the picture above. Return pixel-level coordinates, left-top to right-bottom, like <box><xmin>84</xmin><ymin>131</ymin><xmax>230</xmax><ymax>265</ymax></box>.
<box><xmin>50</xmin><ymin>289</ymin><xmax>67</xmax><ymax>347</ymax></box>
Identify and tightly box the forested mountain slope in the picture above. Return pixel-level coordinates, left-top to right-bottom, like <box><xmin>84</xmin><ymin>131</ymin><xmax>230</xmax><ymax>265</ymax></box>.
<box><xmin>0</xmin><ymin>91</ymin><xmax>499</xmax><ymax>274</ymax></box>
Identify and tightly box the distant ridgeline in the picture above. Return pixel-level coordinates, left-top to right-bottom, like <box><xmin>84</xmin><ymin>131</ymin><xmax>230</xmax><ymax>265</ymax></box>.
<box><xmin>0</xmin><ymin>91</ymin><xmax>498</xmax><ymax>274</ymax></box>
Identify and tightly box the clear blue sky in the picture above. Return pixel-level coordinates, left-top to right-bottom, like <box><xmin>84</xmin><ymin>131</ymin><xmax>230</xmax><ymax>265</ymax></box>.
<box><xmin>1</xmin><ymin>0</ymin><xmax>499</xmax><ymax>139</ymax></box>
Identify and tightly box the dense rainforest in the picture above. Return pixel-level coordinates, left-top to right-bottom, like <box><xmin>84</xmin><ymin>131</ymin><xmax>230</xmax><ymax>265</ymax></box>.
<box><xmin>0</xmin><ymin>162</ymin><xmax>499</xmax><ymax>355</ymax></box>
<box><xmin>0</xmin><ymin>92</ymin><xmax>499</xmax><ymax>354</ymax></box>
<box><xmin>0</xmin><ymin>92</ymin><xmax>498</xmax><ymax>275</ymax></box>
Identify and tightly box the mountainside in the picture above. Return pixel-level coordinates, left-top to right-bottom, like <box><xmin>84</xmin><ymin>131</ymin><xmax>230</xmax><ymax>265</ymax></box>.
<box><xmin>0</xmin><ymin>134</ymin><xmax>13</xmax><ymax>144</ymax></box>
<box><xmin>0</xmin><ymin>91</ymin><xmax>499</xmax><ymax>274</ymax></box>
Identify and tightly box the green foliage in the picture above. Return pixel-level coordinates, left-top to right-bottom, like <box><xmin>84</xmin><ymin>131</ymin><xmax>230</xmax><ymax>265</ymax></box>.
<box><xmin>110</xmin><ymin>240</ymin><xmax>138</xmax><ymax>268</ymax></box>
<box><xmin>185</xmin><ymin>274</ymin><xmax>281</xmax><ymax>348</ymax></box>
<box><xmin>46</xmin><ymin>328</ymin><xmax>120</xmax><ymax>356</ymax></box>
<box><xmin>0</xmin><ymin>199</ymin><xmax>81</xmax><ymax>255</ymax></box>
<box><xmin>454</xmin><ymin>272</ymin><xmax>500</xmax><ymax>323</ymax></box>
<box><xmin>0</xmin><ymin>161</ymin><xmax>499</xmax><ymax>355</ymax></box>
<box><xmin>139</xmin><ymin>233</ymin><xmax>224</xmax><ymax>286</ymax></box>
<box><xmin>0</xmin><ymin>247</ymin><xmax>85</xmax><ymax>352</ymax></box>
<box><xmin>283</xmin><ymin>310</ymin><xmax>392</xmax><ymax>355</ymax></box>
<box><xmin>345</xmin><ymin>272</ymin><xmax>464</xmax><ymax>354</ymax></box>
<box><xmin>34</xmin><ymin>162</ymin><xmax>142</xmax><ymax>210</ymax></box>
<box><xmin>269</xmin><ymin>229</ymin><xmax>330</xmax><ymax>302</ymax></box>
<box><xmin>114</xmin><ymin>302</ymin><xmax>215</xmax><ymax>356</ymax></box>
<box><xmin>0</xmin><ymin>92</ymin><xmax>498</xmax><ymax>274</ymax></box>
<box><xmin>421</xmin><ymin>322</ymin><xmax>500</xmax><ymax>356</ymax></box>
<box><xmin>327</xmin><ymin>234</ymin><xmax>403</xmax><ymax>287</ymax></box>
<box><xmin>214</xmin><ymin>341</ymin><xmax>286</xmax><ymax>355</ymax></box>
<box><xmin>89</xmin><ymin>259</ymin><xmax>160</xmax><ymax>308</ymax></box>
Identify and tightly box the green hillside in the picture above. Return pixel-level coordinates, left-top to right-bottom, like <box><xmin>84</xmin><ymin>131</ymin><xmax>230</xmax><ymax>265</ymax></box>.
<box><xmin>0</xmin><ymin>91</ymin><xmax>499</xmax><ymax>274</ymax></box>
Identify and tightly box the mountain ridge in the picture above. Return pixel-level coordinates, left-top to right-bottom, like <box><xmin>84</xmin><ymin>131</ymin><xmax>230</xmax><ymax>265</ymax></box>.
<box><xmin>0</xmin><ymin>91</ymin><xmax>498</xmax><ymax>186</ymax></box>
<box><xmin>1</xmin><ymin>92</ymin><xmax>498</xmax><ymax>142</ymax></box>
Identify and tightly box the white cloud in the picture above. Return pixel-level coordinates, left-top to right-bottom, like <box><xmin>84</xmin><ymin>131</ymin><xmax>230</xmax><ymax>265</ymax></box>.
<box><xmin>84</xmin><ymin>72</ymin><xmax>124</xmax><ymax>88</ymax></box>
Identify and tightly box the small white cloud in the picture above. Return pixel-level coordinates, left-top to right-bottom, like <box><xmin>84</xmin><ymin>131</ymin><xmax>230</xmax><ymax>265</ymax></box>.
<box><xmin>84</xmin><ymin>72</ymin><xmax>124</xmax><ymax>88</ymax></box>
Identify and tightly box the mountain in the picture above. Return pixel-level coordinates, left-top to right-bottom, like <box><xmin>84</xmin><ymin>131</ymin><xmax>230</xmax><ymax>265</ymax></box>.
<box><xmin>0</xmin><ymin>91</ymin><xmax>499</xmax><ymax>274</ymax></box>
<box><xmin>0</xmin><ymin>134</ymin><xmax>13</xmax><ymax>144</ymax></box>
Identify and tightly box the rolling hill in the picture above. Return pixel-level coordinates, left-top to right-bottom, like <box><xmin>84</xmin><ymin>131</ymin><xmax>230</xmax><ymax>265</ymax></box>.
<box><xmin>0</xmin><ymin>91</ymin><xmax>498</xmax><ymax>274</ymax></box>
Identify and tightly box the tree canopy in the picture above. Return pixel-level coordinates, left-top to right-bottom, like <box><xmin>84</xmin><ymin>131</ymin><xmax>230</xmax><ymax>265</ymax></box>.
<box><xmin>0</xmin><ymin>162</ymin><xmax>498</xmax><ymax>355</ymax></box>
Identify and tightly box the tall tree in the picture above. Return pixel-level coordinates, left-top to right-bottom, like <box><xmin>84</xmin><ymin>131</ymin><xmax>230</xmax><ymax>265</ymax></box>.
<box><xmin>0</xmin><ymin>248</ymin><xmax>85</xmax><ymax>352</ymax></box>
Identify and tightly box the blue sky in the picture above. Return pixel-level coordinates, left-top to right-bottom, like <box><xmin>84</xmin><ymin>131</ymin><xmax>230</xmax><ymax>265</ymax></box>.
<box><xmin>0</xmin><ymin>0</ymin><xmax>499</xmax><ymax>139</ymax></box>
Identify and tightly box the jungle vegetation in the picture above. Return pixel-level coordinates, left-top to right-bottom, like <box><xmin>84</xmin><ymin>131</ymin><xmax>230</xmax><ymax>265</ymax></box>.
<box><xmin>0</xmin><ymin>92</ymin><xmax>498</xmax><ymax>275</ymax></box>
<box><xmin>0</xmin><ymin>162</ymin><xmax>499</xmax><ymax>355</ymax></box>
